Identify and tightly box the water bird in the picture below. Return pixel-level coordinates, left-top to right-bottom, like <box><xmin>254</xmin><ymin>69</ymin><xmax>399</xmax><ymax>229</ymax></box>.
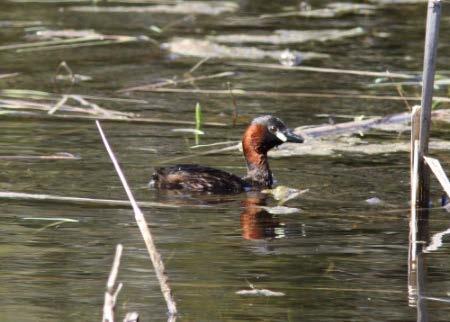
<box><xmin>150</xmin><ymin>115</ymin><xmax>304</xmax><ymax>193</ymax></box>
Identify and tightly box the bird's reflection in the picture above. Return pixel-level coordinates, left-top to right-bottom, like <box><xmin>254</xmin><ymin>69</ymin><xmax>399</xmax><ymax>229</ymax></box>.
<box><xmin>240</xmin><ymin>192</ymin><xmax>281</xmax><ymax>240</ymax></box>
<box><xmin>151</xmin><ymin>189</ymin><xmax>294</xmax><ymax>240</ymax></box>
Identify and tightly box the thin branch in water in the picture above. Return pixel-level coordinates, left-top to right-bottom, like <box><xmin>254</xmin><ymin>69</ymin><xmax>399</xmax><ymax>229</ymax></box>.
<box><xmin>188</xmin><ymin>56</ymin><xmax>210</xmax><ymax>74</ymax></box>
<box><xmin>0</xmin><ymin>191</ymin><xmax>185</xmax><ymax>209</ymax></box>
<box><xmin>230</xmin><ymin>62</ymin><xmax>415</xmax><ymax>79</ymax></box>
<box><xmin>96</xmin><ymin>121</ymin><xmax>178</xmax><ymax>317</ymax></box>
<box><xmin>131</xmin><ymin>87</ymin><xmax>450</xmax><ymax>103</ymax></box>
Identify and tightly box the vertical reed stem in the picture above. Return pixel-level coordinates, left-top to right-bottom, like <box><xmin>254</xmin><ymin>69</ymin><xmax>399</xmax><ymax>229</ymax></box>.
<box><xmin>418</xmin><ymin>0</ymin><xmax>441</xmax><ymax>208</ymax></box>
<box><xmin>96</xmin><ymin>121</ymin><xmax>178</xmax><ymax>317</ymax></box>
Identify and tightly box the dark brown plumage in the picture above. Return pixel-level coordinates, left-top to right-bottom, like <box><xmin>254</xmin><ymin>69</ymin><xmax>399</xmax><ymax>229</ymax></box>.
<box><xmin>151</xmin><ymin>164</ymin><xmax>245</xmax><ymax>193</ymax></box>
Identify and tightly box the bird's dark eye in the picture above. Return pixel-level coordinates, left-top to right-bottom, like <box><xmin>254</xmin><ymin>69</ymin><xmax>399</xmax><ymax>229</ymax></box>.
<box><xmin>269</xmin><ymin>125</ymin><xmax>277</xmax><ymax>133</ymax></box>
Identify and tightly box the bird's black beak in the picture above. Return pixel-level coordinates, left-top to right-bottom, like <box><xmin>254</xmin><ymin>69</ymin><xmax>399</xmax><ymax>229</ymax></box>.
<box><xmin>282</xmin><ymin>128</ymin><xmax>304</xmax><ymax>143</ymax></box>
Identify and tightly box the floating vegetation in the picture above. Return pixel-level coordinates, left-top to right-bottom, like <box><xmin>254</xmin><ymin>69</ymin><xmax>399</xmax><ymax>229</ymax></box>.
<box><xmin>279</xmin><ymin>49</ymin><xmax>303</xmax><ymax>66</ymax></box>
<box><xmin>236</xmin><ymin>285</ymin><xmax>285</xmax><ymax>297</ymax></box>
<box><xmin>260</xmin><ymin>2</ymin><xmax>378</xmax><ymax>19</ymax></box>
<box><xmin>272</xmin><ymin>138</ymin><xmax>450</xmax><ymax>157</ymax></box>
<box><xmin>365</xmin><ymin>197</ymin><xmax>384</xmax><ymax>205</ymax></box>
<box><xmin>133</xmin><ymin>87</ymin><xmax>450</xmax><ymax>103</ymax></box>
<box><xmin>208</xmin><ymin>27</ymin><xmax>365</xmax><ymax>45</ymax></box>
<box><xmin>260</xmin><ymin>205</ymin><xmax>301</xmax><ymax>215</ymax></box>
<box><xmin>369</xmin><ymin>76</ymin><xmax>450</xmax><ymax>89</ymax></box>
<box><xmin>69</xmin><ymin>1</ymin><xmax>239</xmax><ymax>15</ymax></box>
<box><xmin>164</xmin><ymin>38</ymin><xmax>329</xmax><ymax>61</ymax></box>
<box><xmin>119</xmin><ymin>71</ymin><xmax>234</xmax><ymax>93</ymax></box>
<box><xmin>262</xmin><ymin>186</ymin><xmax>309</xmax><ymax>205</ymax></box>
<box><xmin>231</xmin><ymin>62</ymin><xmax>415</xmax><ymax>79</ymax></box>
<box><xmin>0</xmin><ymin>29</ymin><xmax>151</xmax><ymax>53</ymax></box>
<box><xmin>0</xmin><ymin>20</ymin><xmax>43</xmax><ymax>27</ymax></box>
<box><xmin>0</xmin><ymin>89</ymin><xmax>226</xmax><ymax>127</ymax></box>
<box><xmin>0</xmin><ymin>88</ymin><xmax>147</xmax><ymax>104</ymax></box>
<box><xmin>22</xmin><ymin>217</ymin><xmax>79</xmax><ymax>222</ymax></box>
<box><xmin>0</xmin><ymin>73</ymin><xmax>19</xmax><ymax>80</ymax></box>
<box><xmin>0</xmin><ymin>152</ymin><xmax>79</xmax><ymax>160</ymax></box>
<box><xmin>369</xmin><ymin>0</ymin><xmax>427</xmax><ymax>4</ymax></box>
<box><xmin>171</xmin><ymin>128</ymin><xmax>204</xmax><ymax>134</ymax></box>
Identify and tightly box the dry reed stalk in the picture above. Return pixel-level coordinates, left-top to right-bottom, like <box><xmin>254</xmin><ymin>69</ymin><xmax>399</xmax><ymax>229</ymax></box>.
<box><xmin>96</xmin><ymin>121</ymin><xmax>177</xmax><ymax>317</ymax></box>
<box><xmin>0</xmin><ymin>110</ymin><xmax>226</xmax><ymax>127</ymax></box>
<box><xmin>103</xmin><ymin>244</ymin><xmax>124</xmax><ymax>322</ymax></box>
<box><xmin>417</xmin><ymin>0</ymin><xmax>442</xmax><ymax>208</ymax></box>
<box><xmin>424</xmin><ymin>156</ymin><xmax>450</xmax><ymax>197</ymax></box>
<box><xmin>123</xmin><ymin>312</ymin><xmax>139</xmax><ymax>322</ymax></box>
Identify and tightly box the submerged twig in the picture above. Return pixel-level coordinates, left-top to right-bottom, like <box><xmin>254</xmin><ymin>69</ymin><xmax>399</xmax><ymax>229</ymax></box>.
<box><xmin>96</xmin><ymin>121</ymin><xmax>178</xmax><ymax>317</ymax></box>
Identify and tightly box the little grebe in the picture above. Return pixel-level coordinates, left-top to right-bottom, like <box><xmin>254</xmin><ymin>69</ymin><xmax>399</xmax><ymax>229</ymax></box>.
<box><xmin>150</xmin><ymin>115</ymin><xmax>304</xmax><ymax>193</ymax></box>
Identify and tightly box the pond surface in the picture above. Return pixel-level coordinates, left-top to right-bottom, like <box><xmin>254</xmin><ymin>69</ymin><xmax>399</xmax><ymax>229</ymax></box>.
<box><xmin>1</xmin><ymin>0</ymin><xmax>450</xmax><ymax>321</ymax></box>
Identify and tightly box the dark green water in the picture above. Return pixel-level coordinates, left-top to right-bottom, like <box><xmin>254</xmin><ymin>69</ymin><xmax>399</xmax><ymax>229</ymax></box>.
<box><xmin>1</xmin><ymin>1</ymin><xmax>450</xmax><ymax>321</ymax></box>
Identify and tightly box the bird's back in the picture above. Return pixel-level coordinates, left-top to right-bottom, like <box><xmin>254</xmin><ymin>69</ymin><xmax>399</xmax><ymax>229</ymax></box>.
<box><xmin>150</xmin><ymin>164</ymin><xmax>245</xmax><ymax>193</ymax></box>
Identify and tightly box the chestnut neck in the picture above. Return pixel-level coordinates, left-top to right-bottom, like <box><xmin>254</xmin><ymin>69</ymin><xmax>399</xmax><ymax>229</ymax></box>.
<box><xmin>241</xmin><ymin>124</ymin><xmax>273</xmax><ymax>188</ymax></box>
